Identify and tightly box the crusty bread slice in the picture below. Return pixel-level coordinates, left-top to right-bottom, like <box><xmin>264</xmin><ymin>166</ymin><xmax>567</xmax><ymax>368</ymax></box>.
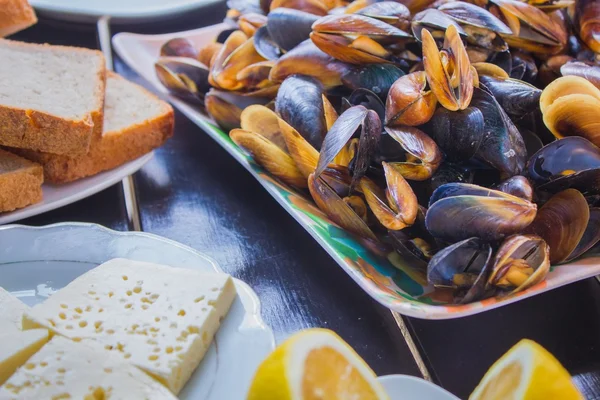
<box><xmin>16</xmin><ymin>72</ymin><xmax>174</xmax><ymax>183</ymax></box>
<box><xmin>0</xmin><ymin>39</ymin><xmax>106</xmax><ymax>156</ymax></box>
<box><xmin>0</xmin><ymin>0</ymin><xmax>37</xmax><ymax>37</ymax></box>
<box><xmin>0</xmin><ymin>148</ymin><xmax>42</xmax><ymax>212</ymax></box>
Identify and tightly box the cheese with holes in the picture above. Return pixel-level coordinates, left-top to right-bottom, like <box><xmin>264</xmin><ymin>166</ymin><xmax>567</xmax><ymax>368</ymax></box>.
<box><xmin>0</xmin><ymin>287</ymin><xmax>28</xmax><ymax>331</ymax></box>
<box><xmin>0</xmin><ymin>329</ymin><xmax>49</xmax><ymax>386</ymax></box>
<box><xmin>0</xmin><ymin>336</ymin><xmax>178</xmax><ymax>399</ymax></box>
<box><xmin>23</xmin><ymin>258</ymin><xmax>237</xmax><ymax>394</ymax></box>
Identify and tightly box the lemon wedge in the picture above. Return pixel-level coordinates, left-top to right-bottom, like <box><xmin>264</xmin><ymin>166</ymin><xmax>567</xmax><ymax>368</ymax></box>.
<box><xmin>470</xmin><ymin>339</ymin><xmax>583</xmax><ymax>400</ymax></box>
<box><xmin>247</xmin><ymin>328</ymin><xmax>389</xmax><ymax>400</ymax></box>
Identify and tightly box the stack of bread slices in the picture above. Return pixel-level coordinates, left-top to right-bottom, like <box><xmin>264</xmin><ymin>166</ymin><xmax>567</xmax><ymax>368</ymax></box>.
<box><xmin>0</xmin><ymin>0</ymin><xmax>175</xmax><ymax>213</ymax></box>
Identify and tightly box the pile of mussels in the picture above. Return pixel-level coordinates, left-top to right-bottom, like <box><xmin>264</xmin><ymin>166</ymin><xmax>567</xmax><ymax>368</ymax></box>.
<box><xmin>155</xmin><ymin>0</ymin><xmax>600</xmax><ymax>304</ymax></box>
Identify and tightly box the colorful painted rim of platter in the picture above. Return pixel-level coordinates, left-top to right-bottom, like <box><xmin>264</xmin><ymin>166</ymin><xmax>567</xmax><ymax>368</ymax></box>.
<box><xmin>113</xmin><ymin>26</ymin><xmax>600</xmax><ymax>319</ymax></box>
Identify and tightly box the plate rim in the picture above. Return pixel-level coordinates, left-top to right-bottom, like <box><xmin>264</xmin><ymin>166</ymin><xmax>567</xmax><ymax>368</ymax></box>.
<box><xmin>30</xmin><ymin>0</ymin><xmax>224</xmax><ymax>21</ymax></box>
<box><xmin>113</xmin><ymin>28</ymin><xmax>600</xmax><ymax>320</ymax></box>
<box><xmin>0</xmin><ymin>152</ymin><xmax>153</xmax><ymax>226</ymax></box>
<box><xmin>0</xmin><ymin>221</ymin><xmax>276</xmax><ymax>399</ymax></box>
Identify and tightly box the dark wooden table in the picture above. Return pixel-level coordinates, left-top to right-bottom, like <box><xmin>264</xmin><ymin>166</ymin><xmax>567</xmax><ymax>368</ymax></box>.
<box><xmin>12</xmin><ymin>10</ymin><xmax>600</xmax><ymax>400</ymax></box>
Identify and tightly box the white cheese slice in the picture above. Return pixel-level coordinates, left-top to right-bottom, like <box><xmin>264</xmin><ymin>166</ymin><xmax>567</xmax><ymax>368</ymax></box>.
<box><xmin>0</xmin><ymin>329</ymin><xmax>49</xmax><ymax>386</ymax></box>
<box><xmin>0</xmin><ymin>336</ymin><xmax>178</xmax><ymax>400</ymax></box>
<box><xmin>0</xmin><ymin>287</ymin><xmax>28</xmax><ymax>331</ymax></box>
<box><xmin>23</xmin><ymin>258</ymin><xmax>237</xmax><ymax>394</ymax></box>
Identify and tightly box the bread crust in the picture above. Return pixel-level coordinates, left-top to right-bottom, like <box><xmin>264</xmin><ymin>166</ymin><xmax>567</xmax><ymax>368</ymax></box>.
<box><xmin>0</xmin><ymin>40</ymin><xmax>106</xmax><ymax>156</ymax></box>
<box><xmin>0</xmin><ymin>0</ymin><xmax>37</xmax><ymax>38</ymax></box>
<box><xmin>15</xmin><ymin>74</ymin><xmax>174</xmax><ymax>183</ymax></box>
<box><xmin>0</xmin><ymin>154</ymin><xmax>43</xmax><ymax>212</ymax></box>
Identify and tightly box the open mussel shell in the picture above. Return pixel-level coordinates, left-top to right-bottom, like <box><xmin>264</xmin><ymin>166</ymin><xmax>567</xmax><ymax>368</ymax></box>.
<box><xmin>230</xmin><ymin>128</ymin><xmax>307</xmax><ymax>187</ymax></box>
<box><xmin>527</xmin><ymin>137</ymin><xmax>600</xmax><ymax>195</ymax></box>
<box><xmin>427</xmin><ymin>237</ymin><xmax>494</xmax><ymax>304</ymax></box>
<box><xmin>426</xmin><ymin>183</ymin><xmax>537</xmax><ymax>242</ymax></box>
<box><xmin>479</xmin><ymin>75</ymin><xmax>541</xmax><ymax>120</ymax></box>
<box><xmin>567</xmin><ymin>207</ymin><xmax>600</xmax><ymax>261</ymax></box>
<box><xmin>487</xmin><ymin>235</ymin><xmax>550</xmax><ymax>295</ymax></box>
<box><xmin>342</xmin><ymin>64</ymin><xmax>405</xmax><ymax>99</ymax></box>
<box><xmin>312</xmin><ymin>14</ymin><xmax>412</xmax><ymax>41</ymax></box>
<box><xmin>309</xmin><ymin>32</ymin><xmax>394</xmax><ymax>65</ymax></box>
<box><xmin>524</xmin><ymin>189</ymin><xmax>589</xmax><ymax>264</ymax></box>
<box><xmin>155</xmin><ymin>57</ymin><xmax>210</xmax><ymax>103</ymax></box>
<box><xmin>267</xmin><ymin>8</ymin><xmax>319</xmax><ymax>51</ymax></box>
<box><xmin>308</xmin><ymin>172</ymin><xmax>378</xmax><ymax>240</ymax></box>
<box><xmin>269</xmin><ymin>39</ymin><xmax>352</xmax><ymax>88</ymax></box>
<box><xmin>205</xmin><ymin>89</ymin><xmax>269</xmax><ymax>131</ymax></box>
<box><xmin>253</xmin><ymin>26</ymin><xmax>283</xmax><ymax>60</ymax></box>
<box><xmin>422</xmin><ymin>25</ymin><xmax>474</xmax><ymax>112</ymax></box>
<box><xmin>490</xmin><ymin>0</ymin><xmax>567</xmax><ymax>54</ymax></box>
<box><xmin>275</xmin><ymin>74</ymin><xmax>327</xmax><ymax>150</ymax></box>
<box><xmin>383</xmin><ymin>126</ymin><xmax>442</xmax><ymax>181</ymax></box>
<box><xmin>315</xmin><ymin>105</ymin><xmax>382</xmax><ymax>188</ymax></box>
<box><xmin>385</xmin><ymin>71</ymin><xmax>437</xmax><ymax>127</ymax></box>
<box><xmin>356</xmin><ymin>1</ymin><xmax>411</xmax><ymax>30</ymax></box>
<box><xmin>540</xmin><ymin>76</ymin><xmax>600</xmax><ymax>147</ymax></box>
<box><xmin>359</xmin><ymin>163</ymin><xmax>419</xmax><ymax>230</ymax></box>
<box><xmin>495</xmin><ymin>176</ymin><xmax>533</xmax><ymax>201</ymax></box>
<box><xmin>160</xmin><ymin>38</ymin><xmax>199</xmax><ymax>58</ymax></box>
<box><xmin>411</xmin><ymin>8</ymin><xmax>467</xmax><ymax>42</ymax></box>
<box><xmin>438</xmin><ymin>1</ymin><xmax>511</xmax><ymax>51</ymax></box>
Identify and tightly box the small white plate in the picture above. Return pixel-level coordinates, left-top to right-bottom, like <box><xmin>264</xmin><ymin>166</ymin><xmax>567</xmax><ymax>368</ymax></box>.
<box><xmin>29</xmin><ymin>0</ymin><xmax>224</xmax><ymax>23</ymax></box>
<box><xmin>0</xmin><ymin>152</ymin><xmax>152</xmax><ymax>225</ymax></box>
<box><xmin>0</xmin><ymin>223</ymin><xmax>275</xmax><ymax>400</ymax></box>
<box><xmin>378</xmin><ymin>375</ymin><xmax>460</xmax><ymax>400</ymax></box>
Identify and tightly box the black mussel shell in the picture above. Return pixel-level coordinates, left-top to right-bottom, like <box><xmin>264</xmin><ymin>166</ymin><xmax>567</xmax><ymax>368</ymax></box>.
<box><xmin>486</xmin><ymin>49</ymin><xmax>512</xmax><ymax>75</ymax></box>
<box><xmin>254</xmin><ymin>25</ymin><xmax>282</xmax><ymax>60</ymax></box>
<box><xmin>347</xmin><ymin>88</ymin><xmax>386</xmax><ymax>122</ymax></box>
<box><xmin>527</xmin><ymin>137</ymin><xmax>600</xmax><ymax>195</ymax></box>
<box><xmin>510</xmin><ymin>51</ymin><xmax>538</xmax><ymax>83</ymax></box>
<box><xmin>495</xmin><ymin>176</ymin><xmax>533</xmax><ymax>201</ymax></box>
<box><xmin>425</xmin><ymin>107</ymin><xmax>484</xmax><ymax>163</ymax></box>
<box><xmin>267</xmin><ymin>8</ymin><xmax>319</xmax><ymax>51</ymax></box>
<box><xmin>341</xmin><ymin>64</ymin><xmax>405</xmax><ymax>100</ymax></box>
<box><xmin>470</xmin><ymin>87</ymin><xmax>527</xmax><ymax>176</ymax></box>
<box><xmin>275</xmin><ymin>74</ymin><xmax>327</xmax><ymax>149</ymax></box>
<box><xmin>427</xmin><ymin>237</ymin><xmax>494</xmax><ymax>304</ymax></box>
<box><xmin>479</xmin><ymin>76</ymin><xmax>541</xmax><ymax>121</ymax></box>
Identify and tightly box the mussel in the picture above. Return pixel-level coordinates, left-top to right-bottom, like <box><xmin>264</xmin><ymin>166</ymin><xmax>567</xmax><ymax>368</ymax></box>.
<box><xmin>426</xmin><ymin>183</ymin><xmax>537</xmax><ymax>242</ymax></box>
<box><xmin>427</xmin><ymin>237</ymin><xmax>493</xmax><ymax>304</ymax></box>
<box><xmin>487</xmin><ymin>234</ymin><xmax>550</xmax><ymax>294</ymax></box>
<box><xmin>155</xmin><ymin>57</ymin><xmax>210</xmax><ymax>103</ymax></box>
<box><xmin>540</xmin><ymin>76</ymin><xmax>600</xmax><ymax>146</ymax></box>
<box><xmin>275</xmin><ymin>75</ymin><xmax>328</xmax><ymax>149</ymax></box>
<box><xmin>527</xmin><ymin>136</ymin><xmax>600</xmax><ymax>195</ymax></box>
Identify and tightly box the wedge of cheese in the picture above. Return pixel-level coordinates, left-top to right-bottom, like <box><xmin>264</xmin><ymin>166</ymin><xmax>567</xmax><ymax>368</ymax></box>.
<box><xmin>0</xmin><ymin>287</ymin><xmax>28</xmax><ymax>331</ymax></box>
<box><xmin>24</xmin><ymin>258</ymin><xmax>237</xmax><ymax>394</ymax></box>
<box><xmin>0</xmin><ymin>287</ymin><xmax>49</xmax><ymax>385</ymax></box>
<box><xmin>0</xmin><ymin>336</ymin><xmax>178</xmax><ymax>400</ymax></box>
<box><xmin>0</xmin><ymin>329</ymin><xmax>48</xmax><ymax>385</ymax></box>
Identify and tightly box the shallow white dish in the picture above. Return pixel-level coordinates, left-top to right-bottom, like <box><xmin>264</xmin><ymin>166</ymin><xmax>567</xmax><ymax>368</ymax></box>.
<box><xmin>0</xmin><ymin>223</ymin><xmax>275</xmax><ymax>400</ymax></box>
<box><xmin>30</xmin><ymin>0</ymin><xmax>224</xmax><ymax>23</ymax></box>
<box><xmin>0</xmin><ymin>152</ymin><xmax>152</xmax><ymax>225</ymax></box>
<box><xmin>378</xmin><ymin>375</ymin><xmax>460</xmax><ymax>400</ymax></box>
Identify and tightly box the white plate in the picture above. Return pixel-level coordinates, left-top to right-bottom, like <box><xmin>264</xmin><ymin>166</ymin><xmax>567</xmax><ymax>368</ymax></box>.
<box><xmin>378</xmin><ymin>375</ymin><xmax>460</xmax><ymax>400</ymax></box>
<box><xmin>30</xmin><ymin>0</ymin><xmax>224</xmax><ymax>23</ymax></box>
<box><xmin>0</xmin><ymin>152</ymin><xmax>152</xmax><ymax>225</ymax></box>
<box><xmin>0</xmin><ymin>222</ymin><xmax>275</xmax><ymax>400</ymax></box>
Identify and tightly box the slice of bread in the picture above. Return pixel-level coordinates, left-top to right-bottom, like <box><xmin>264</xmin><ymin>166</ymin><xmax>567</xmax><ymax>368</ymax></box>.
<box><xmin>0</xmin><ymin>39</ymin><xmax>106</xmax><ymax>156</ymax></box>
<box><xmin>0</xmin><ymin>148</ymin><xmax>42</xmax><ymax>212</ymax></box>
<box><xmin>0</xmin><ymin>0</ymin><xmax>37</xmax><ymax>38</ymax></box>
<box><xmin>16</xmin><ymin>72</ymin><xmax>174</xmax><ymax>183</ymax></box>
